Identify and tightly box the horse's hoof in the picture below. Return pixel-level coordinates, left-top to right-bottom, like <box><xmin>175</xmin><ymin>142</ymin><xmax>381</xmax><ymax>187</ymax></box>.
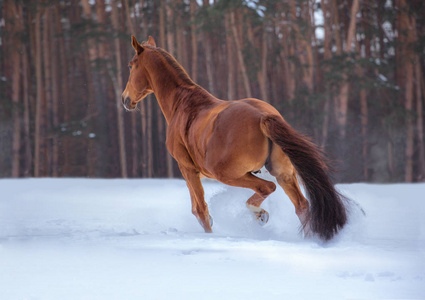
<box><xmin>256</xmin><ymin>209</ymin><xmax>269</xmax><ymax>226</ymax></box>
<box><xmin>197</xmin><ymin>215</ymin><xmax>213</xmax><ymax>229</ymax></box>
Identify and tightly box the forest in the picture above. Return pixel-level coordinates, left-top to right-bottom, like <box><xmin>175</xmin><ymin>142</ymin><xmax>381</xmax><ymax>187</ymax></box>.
<box><xmin>1</xmin><ymin>0</ymin><xmax>424</xmax><ymax>182</ymax></box>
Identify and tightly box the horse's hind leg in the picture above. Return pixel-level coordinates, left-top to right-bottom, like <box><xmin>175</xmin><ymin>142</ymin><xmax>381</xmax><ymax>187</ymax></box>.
<box><xmin>217</xmin><ymin>173</ymin><xmax>276</xmax><ymax>225</ymax></box>
<box><xmin>246</xmin><ymin>191</ymin><xmax>272</xmax><ymax>225</ymax></box>
<box><xmin>267</xmin><ymin>145</ymin><xmax>311</xmax><ymax>233</ymax></box>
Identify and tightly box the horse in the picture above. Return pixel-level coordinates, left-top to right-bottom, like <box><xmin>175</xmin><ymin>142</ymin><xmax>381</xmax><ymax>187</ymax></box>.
<box><xmin>122</xmin><ymin>36</ymin><xmax>347</xmax><ymax>241</ymax></box>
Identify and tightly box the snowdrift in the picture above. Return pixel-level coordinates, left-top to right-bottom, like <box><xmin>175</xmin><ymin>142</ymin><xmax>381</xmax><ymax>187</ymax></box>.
<box><xmin>0</xmin><ymin>178</ymin><xmax>424</xmax><ymax>299</ymax></box>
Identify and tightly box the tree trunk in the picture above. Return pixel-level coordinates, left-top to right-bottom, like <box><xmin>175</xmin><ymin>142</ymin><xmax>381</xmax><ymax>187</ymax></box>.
<box><xmin>345</xmin><ymin>0</ymin><xmax>359</xmax><ymax>52</ymax></box>
<box><xmin>54</xmin><ymin>3</ymin><xmax>70</xmax><ymax>176</ymax></box>
<box><xmin>388</xmin><ymin>137</ymin><xmax>395</xmax><ymax>179</ymax></box>
<box><xmin>34</xmin><ymin>9</ymin><xmax>45</xmax><ymax>177</ymax></box>
<box><xmin>404</xmin><ymin>73</ymin><xmax>414</xmax><ymax>182</ymax></box>
<box><xmin>11</xmin><ymin>53</ymin><xmax>21</xmax><ymax>177</ymax></box>
<box><xmin>276</xmin><ymin>2</ymin><xmax>295</xmax><ymax>102</ymax></box>
<box><xmin>122</xmin><ymin>0</ymin><xmax>139</xmax><ymax>177</ymax></box>
<box><xmin>94</xmin><ymin>0</ymin><xmax>110</xmax><ymax>176</ymax></box>
<box><xmin>146</xmin><ymin>99</ymin><xmax>154</xmax><ymax>177</ymax></box>
<box><xmin>43</xmin><ymin>10</ymin><xmax>53</xmax><ymax>175</ymax></box>
<box><xmin>396</xmin><ymin>0</ymin><xmax>416</xmax><ymax>182</ymax></box>
<box><xmin>166</xmin><ymin>2</ymin><xmax>175</xmax><ymax>57</ymax></box>
<box><xmin>123</xmin><ymin>0</ymin><xmax>135</xmax><ymax>34</ymax></box>
<box><xmin>111</xmin><ymin>1</ymin><xmax>128</xmax><ymax>178</ymax></box>
<box><xmin>417</xmin><ymin>62</ymin><xmax>425</xmax><ymax>181</ymax></box>
<box><xmin>158</xmin><ymin>1</ymin><xmax>166</xmax><ymax>47</ymax></box>
<box><xmin>157</xmin><ymin>1</ymin><xmax>174</xmax><ymax>178</ymax></box>
<box><xmin>225</xmin><ymin>13</ymin><xmax>235</xmax><ymax>100</ymax></box>
<box><xmin>203</xmin><ymin>34</ymin><xmax>215</xmax><ymax>95</ymax></box>
<box><xmin>359</xmin><ymin>68</ymin><xmax>369</xmax><ymax>180</ymax></box>
<box><xmin>96</xmin><ymin>0</ymin><xmax>107</xmax><ymax>59</ymax></box>
<box><xmin>201</xmin><ymin>1</ymin><xmax>215</xmax><ymax>95</ymax></box>
<box><xmin>81</xmin><ymin>0</ymin><xmax>101</xmax><ymax>177</ymax></box>
<box><xmin>139</xmin><ymin>0</ymin><xmax>152</xmax><ymax>178</ymax></box>
<box><xmin>336</xmin><ymin>0</ymin><xmax>359</xmax><ymax>139</ymax></box>
<box><xmin>22</xmin><ymin>46</ymin><xmax>32</xmax><ymax>177</ymax></box>
<box><xmin>176</xmin><ymin>0</ymin><xmax>187</xmax><ymax>71</ymax></box>
<box><xmin>49</xmin><ymin>7</ymin><xmax>60</xmax><ymax>177</ymax></box>
<box><xmin>332</xmin><ymin>0</ymin><xmax>343</xmax><ymax>55</ymax></box>
<box><xmin>320</xmin><ymin>0</ymin><xmax>332</xmax><ymax>149</ymax></box>
<box><xmin>257</xmin><ymin>30</ymin><xmax>268</xmax><ymax>102</ymax></box>
<box><xmin>190</xmin><ymin>0</ymin><xmax>198</xmax><ymax>82</ymax></box>
<box><xmin>296</xmin><ymin>0</ymin><xmax>314</xmax><ymax>91</ymax></box>
<box><xmin>81</xmin><ymin>1</ymin><xmax>98</xmax><ymax>62</ymax></box>
<box><xmin>9</xmin><ymin>1</ymin><xmax>22</xmax><ymax>177</ymax></box>
<box><xmin>138</xmin><ymin>0</ymin><xmax>154</xmax><ymax>178</ymax></box>
<box><xmin>230</xmin><ymin>11</ymin><xmax>251</xmax><ymax>98</ymax></box>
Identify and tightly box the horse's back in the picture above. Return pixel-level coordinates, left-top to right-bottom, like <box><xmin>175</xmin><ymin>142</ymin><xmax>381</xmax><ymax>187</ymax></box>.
<box><xmin>237</xmin><ymin>98</ymin><xmax>282</xmax><ymax>116</ymax></box>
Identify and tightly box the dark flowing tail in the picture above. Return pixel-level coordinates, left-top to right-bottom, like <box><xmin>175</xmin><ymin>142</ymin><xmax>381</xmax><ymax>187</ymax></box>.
<box><xmin>261</xmin><ymin>115</ymin><xmax>347</xmax><ymax>241</ymax></box>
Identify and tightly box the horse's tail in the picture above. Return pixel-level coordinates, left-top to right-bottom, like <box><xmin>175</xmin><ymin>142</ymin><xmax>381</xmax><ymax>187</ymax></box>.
<box><xmin>260</xmin><ymin>114</ymin><xmax>347</xmax><ymax>241</ymax></box>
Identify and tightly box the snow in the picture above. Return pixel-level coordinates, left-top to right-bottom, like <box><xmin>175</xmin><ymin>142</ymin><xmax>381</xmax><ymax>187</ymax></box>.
<box><xmin>378</xmin><ymin>73</ymin><xmax>388</xmax><ymax>82</ymax></box>
<box><xmin>0</xmin><ymin>177</ymin><xmax>424</xmax><ymax>299</ymax></box>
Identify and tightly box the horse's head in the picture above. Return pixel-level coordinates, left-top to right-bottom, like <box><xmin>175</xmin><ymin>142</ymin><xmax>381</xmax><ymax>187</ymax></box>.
<box><xmin>121</xmin><ymin>35</ymin><xmax>157</xmax><ymax>111</ymax></box>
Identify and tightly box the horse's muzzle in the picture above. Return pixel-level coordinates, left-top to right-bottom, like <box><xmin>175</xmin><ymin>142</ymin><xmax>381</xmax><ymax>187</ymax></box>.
<box><xmin>122</xmin><ymin>96</ymin><xmax>132</xmax><ymax>110</ymax></box>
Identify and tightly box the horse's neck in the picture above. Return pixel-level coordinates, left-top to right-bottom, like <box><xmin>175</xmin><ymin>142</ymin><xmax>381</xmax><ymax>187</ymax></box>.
<box><xmin>147</xmin><ymin>54</ymin><xmax>210</xmax><ymax>123</ymax></box>
<box><xmin>148</xmin><ymin>75</ymin><xmax>178</xmax><ymax>123</ymax></box>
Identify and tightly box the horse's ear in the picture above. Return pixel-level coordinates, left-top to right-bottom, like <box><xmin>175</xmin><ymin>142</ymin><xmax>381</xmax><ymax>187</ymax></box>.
<box><xmin>147</xmin><ymin>36</ymin><xmax>156</xmax><ymax>47</ymax></box>
<box><xmin>131</xmin><ymin>35</ymin><xmax>144</xmax><ymax>55</ymax></box>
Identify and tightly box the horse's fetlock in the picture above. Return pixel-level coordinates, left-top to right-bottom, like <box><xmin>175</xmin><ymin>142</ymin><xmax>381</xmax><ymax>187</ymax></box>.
<box><xmin>269</xmin><ymin>182</ymin><xmax>277</xmax><ymax>193</ymax></box>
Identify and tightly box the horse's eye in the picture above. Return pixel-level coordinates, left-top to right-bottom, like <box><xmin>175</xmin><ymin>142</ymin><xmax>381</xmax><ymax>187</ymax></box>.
<box><xmin>128</xmin><ymin>65</ymin><xmax>132</xmax><ymax>70</ymax></box>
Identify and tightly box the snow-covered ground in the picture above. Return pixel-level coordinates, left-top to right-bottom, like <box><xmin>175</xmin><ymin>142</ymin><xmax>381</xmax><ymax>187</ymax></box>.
<box><xmin>0</xmin><ymin>177</ymin><xmax>424</xmax><ymax>299</ymax></box>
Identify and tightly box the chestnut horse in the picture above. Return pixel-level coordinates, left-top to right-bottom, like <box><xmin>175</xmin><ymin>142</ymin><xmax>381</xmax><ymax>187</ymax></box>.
<box><xmin>122</xmin><ymin>36</ymin><xmax>347</xmax><ymax>241</ymax></box>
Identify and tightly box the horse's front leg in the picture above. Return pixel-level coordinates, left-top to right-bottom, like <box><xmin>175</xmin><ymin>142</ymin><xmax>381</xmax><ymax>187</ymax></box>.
<box><xmin>179</xmin><ymin>165</ymin><xmax>213</xmax><ymax>233</ymax></box>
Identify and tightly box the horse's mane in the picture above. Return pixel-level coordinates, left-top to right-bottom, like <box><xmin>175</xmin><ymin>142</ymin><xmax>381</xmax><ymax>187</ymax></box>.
<box><xmin>144</xmin><ymin>43</ymin><xmax>197</xmax><ymax>87</ymax></box>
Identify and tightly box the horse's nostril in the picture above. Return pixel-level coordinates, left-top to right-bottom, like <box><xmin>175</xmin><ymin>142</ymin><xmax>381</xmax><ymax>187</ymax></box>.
<box><xmin>123</xmin><ymin>97</ymin><xmax>131</xmax><ymax>108</ymax></box>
